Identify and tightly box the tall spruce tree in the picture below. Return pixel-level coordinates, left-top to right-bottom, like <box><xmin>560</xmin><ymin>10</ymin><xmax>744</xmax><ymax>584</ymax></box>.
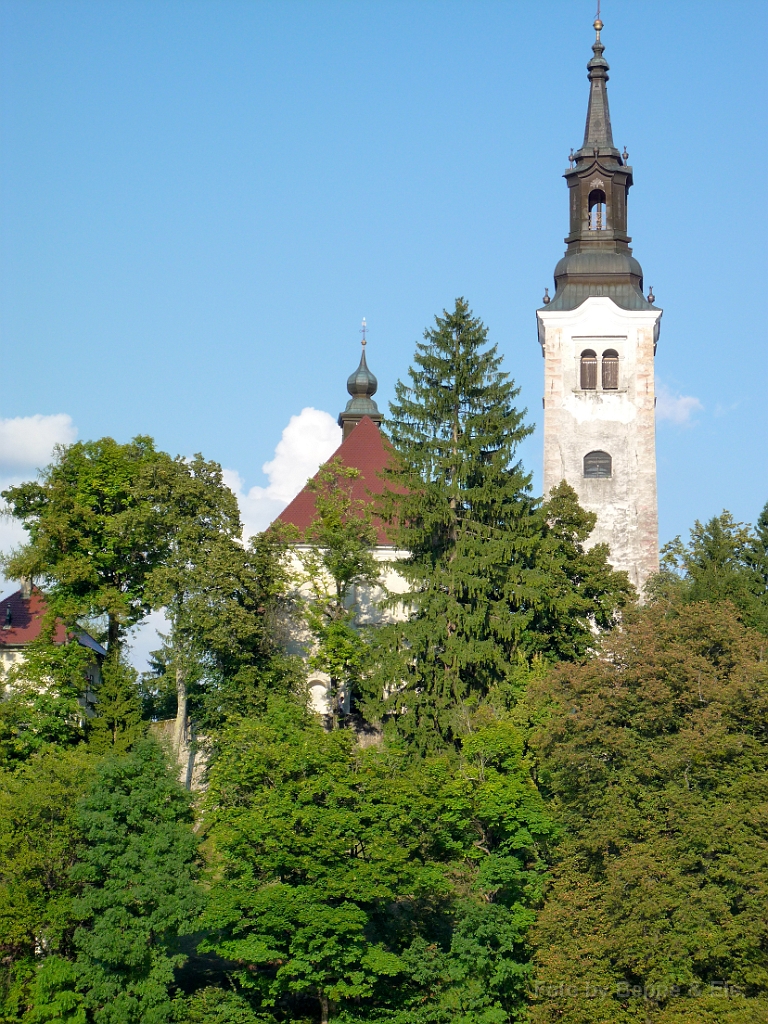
<box><xmin>368</xmin><ymin>298</ymin><xmax>630</xmax><ymax>749</ymax></box>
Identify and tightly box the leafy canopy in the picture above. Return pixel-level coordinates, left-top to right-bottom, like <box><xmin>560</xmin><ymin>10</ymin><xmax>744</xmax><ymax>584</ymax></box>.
<box><xmin>526</xmin><ymin>599</ymin><xmax>768</xmax><ymax>1024</ymax></box>
<box><xmin>2</xmin><ymin>437</ymin><xmax>174</xmax><ymax>650</ymax></box>
<box><xmin>654</xmin><ymin>504</ymin><xmax>768</xmax><ymax>634</ymax></box>
<box><xmin>202</xmin><ymin>696</ymin><xmax>555</xmax><ymax>1023</ymax></box>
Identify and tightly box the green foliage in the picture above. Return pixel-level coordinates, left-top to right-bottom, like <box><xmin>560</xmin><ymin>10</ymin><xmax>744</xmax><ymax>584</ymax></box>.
<box><xmin>65</xmin><ymin>739</ymin><xmax>202</xmax><ymax>1024</ymax></box>
<box><xmin>293</xmin><ymin>459</ymin><xmax>381</xmax><ymax>724</ymax></box>
<box><xmin>526</xmin><ymin>599</ymin><xmax>768</xmax><ymax>1023</ymax></box>
<box><xmin>654</xmin><ymin>505</ymin><xmax>768</xmax><ymax>633</ymax></box>
<box><xmin>0</xmin><ymin>636</ymin><xmax>92</xmax><ymax>770</ymax></box>
<box><xmin>88</xmin><ymin>656</ymin><xmax>145</xmax><ymax>755</ymax></box>
<box><xmin>528</xmin><ymin>481</ymin><xmax>633</xmax><ymax>661</ymax></box>
<box><xmin>369</xmin><ymin>298</ymin><xmax>631</xmax><ymax>749</ymax></box>
<box><xmin>301</xmin><ymin>460</ymin><xmax>380</xmax><ymax>605</ymax></box>
<box><xmin>25</xmin><ymin>955</ymin><xmax>86</xmax><ymax>1023</ymax></box>
<box><xmin>0</xmin><ymin>747</ymin><xmax>93</xmax><ymax>1020</ymax></box>
<box><xmin>144</xmin><ymin>484</ymin><xmax>298</xmax><ymax>734</ymax></box>
<box><xmin>2</xmin><ymin>437</ymin><xmax>174</xmax><ymax>650</ymax></box>
<box><xmin>181</xmin><ymin>986</ymin><xmax>273</xmax><ymax>1022</ymax></box>
<box><xmin>202</xmin><ymin>697</ymin><xmax>553</xmax><ymax>1022</ymax></box>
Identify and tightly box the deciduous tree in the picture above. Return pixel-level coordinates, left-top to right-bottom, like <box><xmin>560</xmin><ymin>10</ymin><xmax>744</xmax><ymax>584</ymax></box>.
<box><xmin>202</xmin><ymin>697</ymin><xmax>554</xmax><ymax>1023</ymax></box>
<box><xmin>68</xmin><ymin>739</ymin><xmax>202</xmax><ymax>1024</ymax></box>
<box><xmin>654</xmin><ymin>505</ymin><xmax>768</xmax><ymax>633</ymax></box>
<box><xmin>526</xmin><ymin>600</ymin><xmax>768</xmax><ymax>1023</ymax></box>
<box><xmin>2</xmin><ymin>437</ymin><xmax>174</xmax><ymax>651</ymax></box>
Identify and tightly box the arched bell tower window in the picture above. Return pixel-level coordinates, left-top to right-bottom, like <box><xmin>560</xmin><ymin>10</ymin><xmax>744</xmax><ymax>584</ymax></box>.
<box><xmin>580</xmin><ymin>350</ymin><xmax>597</xmax><ymax>390</ymax></box>
<box><xmin>602</xmin><ymin>349</ymin><xmax>619</xmax><ymax>389</ymax></box>
<box><xmin>588</xmin><ymin>189</ymin><xmax>606</xmax><ymax>231</ymax></box>
<box><xmin>584</xmin><ymin>451</ymin><xmax>612</xmax><ymax>478</ymax></box>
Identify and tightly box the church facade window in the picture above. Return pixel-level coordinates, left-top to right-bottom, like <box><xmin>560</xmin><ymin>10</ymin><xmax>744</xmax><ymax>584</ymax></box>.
<box><xmin>580</xmin><ymin>350</ymin><xmax>597</xmax><ymax>389</ymax></box>
<box><xmin>584</xmin><ymin>451</ymin><xmax>612</xmax><ymax>478</ymax></box>
<box><xmin>602</xmin><ymin>349</ymin><xmax>619</xmax><ymax>389</ymax></box>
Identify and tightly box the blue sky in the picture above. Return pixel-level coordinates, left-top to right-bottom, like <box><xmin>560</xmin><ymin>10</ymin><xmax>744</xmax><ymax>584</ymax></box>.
<box><xmin>1</xmin><ymin>0</ymin><xmax>766</xmax><ymax>560</ymax></box>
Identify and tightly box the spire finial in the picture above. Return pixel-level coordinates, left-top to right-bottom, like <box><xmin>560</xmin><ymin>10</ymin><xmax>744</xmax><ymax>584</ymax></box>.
<box><xmin>594</xmin><ymin>0</ymin><xmax>603</xmax><ymax>40</ymax></box>
<box><xmin>338</xmin><ymin>320</ymin><xmax>382</xmax><ymax>437</ymax></box>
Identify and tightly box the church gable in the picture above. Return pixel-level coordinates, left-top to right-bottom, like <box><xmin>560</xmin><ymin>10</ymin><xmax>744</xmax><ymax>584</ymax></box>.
<box><xmin>276</xmin><ymin>415</ymin><xmax>393</xmax><ymax>545</ymax></box>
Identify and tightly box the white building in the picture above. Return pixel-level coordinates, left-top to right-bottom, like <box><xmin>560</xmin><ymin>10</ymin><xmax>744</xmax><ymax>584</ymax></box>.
<box><xmin>0</xmin><ymin>581</ymin><xmax>106</xmax><ymax>710</ymax></box>
<box><xmin>536</xmin><ymin>16</ymin><xmax>662</xmax><ymax>594</ymax></box>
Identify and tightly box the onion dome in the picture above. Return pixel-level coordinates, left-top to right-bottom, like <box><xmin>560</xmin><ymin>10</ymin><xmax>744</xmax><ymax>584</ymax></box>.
<box><xmin>338</xmin><ymin>320</ymin><xmax>383</xmax><ymax>439</ymax></box>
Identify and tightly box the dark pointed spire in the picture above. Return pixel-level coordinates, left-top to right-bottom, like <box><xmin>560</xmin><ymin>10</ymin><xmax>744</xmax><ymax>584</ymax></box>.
<box><xmin>338</xmin><ymin>320</ymin><xmax>383</xmax><ymax>439</ymax></box>
<box><xmin>579</xmin><ymin>16</ymin><xmax>618</xmax><ymax>156</ymax></box>
<box><xmin>539</xmin><ymin>14</ymin><xmax>656</xmax><ymax>313</ymax></box>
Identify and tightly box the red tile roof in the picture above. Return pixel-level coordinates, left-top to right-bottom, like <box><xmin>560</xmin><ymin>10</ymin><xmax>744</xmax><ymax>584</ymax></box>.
<box><xmin>0</xmin><ymin>587</ymin><xmax>68</xmax><ymax>646</ymax></box>
<box><xmin>0</xmin><ymin>587</ymin><xmax>107</xmax><ymax>657</ymax></box>
<box><xmin>276</xmin><ymin>415</ymin><xmax>396</xmax><ymax>544</ymax></box>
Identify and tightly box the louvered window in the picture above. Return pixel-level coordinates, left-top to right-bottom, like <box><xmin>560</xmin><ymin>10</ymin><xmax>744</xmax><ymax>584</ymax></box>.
<box><xmin>584</xmin><ymin>451</ymin><xmax>612</xmax><ymax>478</ymax></box>
<box><xmin>602</xmin><ymin>350</ymin><xmax>619</xmax><ymax>389</ymax></box>
<box><xmin>580</xmin><ymin>350</ymin><xmax>597</xmax><ymax>390</ymax></box>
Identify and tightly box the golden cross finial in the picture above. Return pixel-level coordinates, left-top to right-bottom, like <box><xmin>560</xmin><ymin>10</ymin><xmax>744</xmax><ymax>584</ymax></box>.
<box><xmin>594</xmin><ymin>0</ymin><xmax>603</xmax><ymax>39</ymax></box>
<box><xmin>360</xmin><ymin>318</ymin><xmax>367</xmax><ymax>347</ymax></box>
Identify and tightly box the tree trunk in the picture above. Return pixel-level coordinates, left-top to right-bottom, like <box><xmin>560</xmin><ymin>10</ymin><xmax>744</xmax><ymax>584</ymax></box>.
<box><xmin>172</xmin><ymin>662</ymin><xmax>188</xmax><ymax>755</ymax></box>
<box><xmin>107</xmin><ymin>615</ymin><xmax>120</xmax><ymax>653</ymax></box>
<box><xmin>319</xmin><ymin>993</ymin><xmax>330</xmax><ymax>1024</ymax></box>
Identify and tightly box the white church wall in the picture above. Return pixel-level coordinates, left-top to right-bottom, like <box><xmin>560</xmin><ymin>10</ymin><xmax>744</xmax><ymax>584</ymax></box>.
<box><xmin>283</xmin><ymin>544</ymin><xmax>411</xmax><ymax>716</ymax></box>
<box><xmin>537</xmin><ymin>296</ymin><xmax>662</xmax><ymax>594</ymax></box>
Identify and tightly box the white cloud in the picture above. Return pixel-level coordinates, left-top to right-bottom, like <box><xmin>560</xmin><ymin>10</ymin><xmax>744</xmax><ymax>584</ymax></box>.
<box><xmin>0</xmin><ymin>511</ymin><xmax>27</xmax><ymax>601</ymax></box>
<box><xmin>225</xmin><ymin>407</ymin><xmax>341</xmax><ymax>538</ymax></box>
<box><xmin>0</xmin><ymin>413</ymin><xmax>77</xmax><ymax>473</ymax></box>
<box><xmin>656</xmin><ymin>385</ymin><xmax>703</xmax><ymax>426</ymax></box>
<box><xmin>0</xmin><ymin>413</ymin><xmax>78</xmax><ymax>596</ymax></box>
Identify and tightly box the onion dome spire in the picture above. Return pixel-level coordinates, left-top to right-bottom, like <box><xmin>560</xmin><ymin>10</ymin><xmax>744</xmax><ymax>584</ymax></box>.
<box><xmin>338</xmin><ymin>319</ymin><xmax>383</xmax><ymax>439</ymax></box>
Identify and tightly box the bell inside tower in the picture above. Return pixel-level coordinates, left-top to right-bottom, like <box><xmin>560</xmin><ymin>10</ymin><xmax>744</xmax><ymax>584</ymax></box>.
<box><xmin>588</xmin><ymin>189</ymin><xmax>606</xmax><ymax>231</ymax></box>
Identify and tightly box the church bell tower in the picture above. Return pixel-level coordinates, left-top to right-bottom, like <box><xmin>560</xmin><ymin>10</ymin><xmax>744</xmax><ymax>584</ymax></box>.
<box><xmin>537</xmin><ymin>15</ymin><xmax>662</xmax><ymax>594</ymax></box>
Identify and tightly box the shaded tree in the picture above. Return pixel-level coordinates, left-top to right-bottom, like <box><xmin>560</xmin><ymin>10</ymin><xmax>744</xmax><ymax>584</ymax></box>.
<box><xmin>0</xmin><ymin>747</ymin><xmax>92</xmax><ymax>1019</ymax></box>
<box><xmin>88</xmin><ymin>655</ymin><xmax>145</xmax><ymax>755</ymax></box>
<box><xmin>67</xmin><ymin>739</ymin><xmax>200</xmax><ymax>1024</ymax></box>
<box><xmin>526</xmin><ymin>599</ymin><xmax>768</xmax><ymax>1023</ymax></box>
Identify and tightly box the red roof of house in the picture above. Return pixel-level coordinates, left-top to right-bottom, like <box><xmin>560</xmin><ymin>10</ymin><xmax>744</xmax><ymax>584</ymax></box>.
<box><xmin>0</xmin><ymin>587</ymin><xmax>67</xmax><ymax>646</ymax></box>
<box><xmin>0</xmin><ymin>587</ymin><xmax>107</xmax><ymax>656</ymax></box>
<box><xmin>276</xmin><ymin>415</ymin><xmax>395</xmax><ymax>544</ymax></box>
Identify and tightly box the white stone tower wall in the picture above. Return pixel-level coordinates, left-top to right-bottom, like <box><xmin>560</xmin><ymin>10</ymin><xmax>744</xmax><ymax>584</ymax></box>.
<box><xmin>537</xmin><ymin>296</ymin><xmax>661</xmax><ymax>594</ymax></box>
